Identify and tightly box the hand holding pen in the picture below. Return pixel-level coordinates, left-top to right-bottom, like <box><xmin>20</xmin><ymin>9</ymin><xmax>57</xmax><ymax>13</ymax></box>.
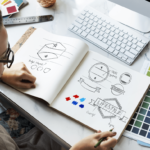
<box><xmin>70</xmin><ymin>130</ymin><xmax>117</xmax><ymax>150</ymax></box>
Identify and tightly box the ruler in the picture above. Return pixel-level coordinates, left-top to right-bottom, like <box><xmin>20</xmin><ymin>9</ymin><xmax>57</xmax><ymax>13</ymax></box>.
<box><xmin>3</xmin><ymin>15</ymin><xmax>54</xmax><ymax>26</ymax></box>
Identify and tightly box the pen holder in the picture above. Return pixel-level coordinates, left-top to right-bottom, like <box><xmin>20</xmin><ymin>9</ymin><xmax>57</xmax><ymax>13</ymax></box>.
<box><xmin>37</xmin><ymin>0</ymin><xmax>56</xmax><ymax>8</ymax></box>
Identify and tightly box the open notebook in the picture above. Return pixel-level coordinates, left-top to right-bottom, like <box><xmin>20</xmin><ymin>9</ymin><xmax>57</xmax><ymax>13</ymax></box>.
<box><xmin>13</xmin><ymin>28</ymin><xmax>150</xmax><ymax>141</ymax></box>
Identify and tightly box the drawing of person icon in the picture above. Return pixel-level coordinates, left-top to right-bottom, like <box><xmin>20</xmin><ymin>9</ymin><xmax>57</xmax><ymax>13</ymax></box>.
<box><xmin>89</xmin><ymin>63</ymin><xmax>109</xmax><ymax>83</ymax></box>
<box><xmin>37</xmin><ymin>42</ymin><xmax>66</xmax><ymax>60</ymax></box>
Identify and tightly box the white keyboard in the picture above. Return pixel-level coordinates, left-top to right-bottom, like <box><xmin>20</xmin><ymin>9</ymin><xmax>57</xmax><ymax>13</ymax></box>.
<box><xmin>69</xmin><ymin>7</ymin><xmax>150</xmax><ymax>65</ymax></box>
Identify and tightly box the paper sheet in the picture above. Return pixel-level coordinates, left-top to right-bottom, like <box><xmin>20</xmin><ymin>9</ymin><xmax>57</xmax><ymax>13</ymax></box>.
<box><xmin>52</xmin><ymin>51</ymin><xmax>150</xmax><ymax>140</ymax></box>
<box><xmin>14</xmin><ymin>28</ymin><xmax>88</xmax><ymax>104</ymax></box>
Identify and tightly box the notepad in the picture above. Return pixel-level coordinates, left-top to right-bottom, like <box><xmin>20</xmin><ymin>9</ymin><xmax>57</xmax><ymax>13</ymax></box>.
<box><xmin>12</xmin><ymin>28</ymin><xmax>150</xmax><ymax>142</ymax></box>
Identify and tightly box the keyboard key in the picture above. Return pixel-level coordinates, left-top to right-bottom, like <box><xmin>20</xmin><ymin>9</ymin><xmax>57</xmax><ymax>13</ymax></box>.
<box><xmin>106</xmin><ymin>25</ymin><xmax>111</xmax><ymax>29</ymax></box>
<box><xmin>127</xmin><ymin>42</ymin><xmax>132</xmax><ymax>46</ymax></box>
<box><xmin>115</xmin><ymin>29</ymin><xmax>120</xmax><ymax>34</ymax></box>
<box><xmin>81</xmin><ymin>31</ymin><xmax>88</xmax><ymax>37</ymax></box>
<box><xmin>108</xmin><ymin>47</ymin><xmax>114</xmax><ymax>52</ymax></box>
<box><xmin>108</xmin><ymin>36</ymin><xmax>113</xmax><ymax>41</ymax></box>
<box><xmin>99</xmin><ymin>31</ymin><xmax>104</xmax><ymax>36</ymax></box>
<box><xmin>128</xmin><ymin>37</ymin><xmax>133</xmax><ymax>41</ymax></box>
<box><xmin>76</xmin><ymin>18</ymin><xmax>83</xmax><ymax>24</ymax></box>
<box><xmin>136</xmin><ymin>46</ymin><xmax>141</xmax><ymax>52</ymax></box>
<box><xmin>94</xmin><ymin>33</ymin><xmax>99</xmax><ymax>38</ymax></box>
<box><xmin>137</xmin><ymin>42</ymin><xmax>144</xmax><ymax>48</ymax></box>
<box><xmin>94</xmin><ymin>17</ymin><xmax>98</xmax><ymax>22</ymax></box>
<box><xmin>85</xmin><ymin>13</ymin><xmax>90</xmax><ymax>17</ymax></box>
<box><xmin>119</xmin><ymin>32</ymin><xmax>124</xmax><ymax>36</ymax></box>
<box><xmin>127</xmin><ymin>58</ymin><xmax>133</xmax><ymax>64</ymax></box>
<box><xmin>98</xmin><ymin>36</ymin><xmax>103</xmax><ymax>41</ymax></box>
<box><xmin>124</xmin><ymin>51</ymin><xmax>135</xmax><ymax>59</ymax></box>
<box><xmin>116</xmin><ymin>46</ymin><xmax>121</xmax><ymax>51</ymax></box>
<box><xmin>116</xmin><ymin>41</ymin><xmax>121</xmax><ymax>46</ymax></box>
<box><xmin>85</xmin><ymin>28</ymin><xmax>90</xmax><ymax>33</ymax></box>
<box><xmin>114</xmin><ymin>34</ymin><xmax>119</xmax><ymax>39</ymax></box>
<box><xmin>90</xmin><ymin>31</ymin><xmax>95</xmax><ymax>35</ymax></box>
<box><xmin>113</xmin><ymin>50</ymin><xmax>119</xmax><ymax>55</ymax></box>
<box><xmin>132</xmin><ymin>35</ymin><xmax>137</xmax><ymax>39</ymax></box>
<box><xmin>120</xmin><ymin>48</ymin><xmax>125</xmax><ymax>53</ymax></box>
<box><xmin>118</xmin><ymin>53</ymin><xmax>123</xmax><ymax>58</ymax></box>
<box><xmin>132</xmin><ymin>39</ymin><xmax>137</xmax><ymax>44</ymax></box>
<box><xmin>90</xmin><ymin>15</ymin><xmax>94</xmax><ymax>19</ymax></box>
<box><xmin>85</xmin><ymin>18</ymin><xmax>89</xmax><ymax>22</ymax></box>
<box><xmin>142</xmin><ymin>40</ymin><xmax>147</xmax><ymax>44</ymax></box>
<box><xmin>69</xmin><ymin>24</ymin><xmax>74</xmax><ymax>30</ymax></box>
<box><xmin>123</xmin><ymin>34</ymin><xmax>129</xmax><ymax>39</ymax></box>
<box><xmin>110</xmin><ymin>27</ymin><xmax>115</xmax><ymax>32</ymax></box>
<box><xmin>112</xmin><ymin>39</ymin><xmax>117</xmax><ymax>43</ymax></box>
<box><xmin>122</xmin><ymin>55</ymin><xmax>127</xmax><ymax>61</ymax></box>
<box><xmin>73</xmin><ymin>27</ymin><xmax>79</xmax><ymax>32</ymax></box>
<box><xmin>95</xmin><ymin>29</ymin><xmax>100</xmax><ymax>33</ymax></box>
<box><xmin>79</xmin><ymin>15</ymin><xmax>85</xmax><ymax>20</ymax></box>
<box><xmin>122</xmin><ymin>39</ymin><xmax>128</xmax><ymax>44</ymax></box>
<box><xmin>77</xmin><ymin>29</ymin><xmax>82</xmax><ymax>34</ymax></box>
<box><xmin>102</xmin><ymin>22</ymin><xmax>107</xmax><ymax>26</ymax></box>
<box><xmin>110</xmin><ymin>32</ymin><xmax>115</xmax><ymax>37</ymax></box>
<box><xmin>98</xmin><ymin>20</ymin><xmax>103</xmax><ymax>24</ymax></box>
<box><xmin>121</xmin><ymin>43</ymin><xmax>125</xmax><ymax>48</ymax></box>
<box><xmin>83</xmin><ymin>22</ymin><xmax>87</xmax><ymax>26</ymax></box>
<box><xmin>89</xmin><ymin>20</ymin><xmax>94</xmax><ymax>24</ymax></box>
<box><xmin>137</xmin><ymin>38</ymin><xmax>142</xmax><ymax>42</ymax></box>
<box><xmin>106</xmin><ymin>29</ymin><xmax>111</xmax><ymax>34</ymax></box>
<box><xmin>73</xmin><ymin>22</ymin><xmax>82</xmax><ymax>28</ymax></box>
<box><xmin>130</xmin><ymin>49</ymin><xmax>138</xmax><ymax>55</ymax></box>
<box><xmin>86</xmin><ymin>35</ymin><xmax>109</xmax><ymax>49</ymax></box>
<box><xmin>125</xmin><ymin>46</ymin><xmax>130</xmax><ymax>51</ymax></box>
<box><xmin>87</xmin><ymin>24</ymin><xmax>91</xmax><ymax>28</ymax></box>
<box><xmin>101</xmin><ymin>27</ymin><xmax>106</xmax><ymax>31</ymax></box>
<box><xmin>107</xmin><ymin>41</ymin><xmax>112</xmax><ymax>46</ymax></box>
<box><xmin>97</xmin><ymin>25</ymin><xmax>102</xmax><ymax>29</ymax></box>
<box><xmin>102</xmin><ymin>38</ymin><xmax>108</xmax><ymax>43</ymax></box>
<box><xmin>118</xmin><ymin>37</ymin><xmax>123</xmax><ymax>41</ymax></box>
<box><xmin>93</xmin><ymin>22</ymin><xmax>98</xmax><ymax>27</ymax></box>
<box><xmin>131</xmin><ymin>44</ymin><xmax>136</xmax><ymax>49</ymax></box>
<box><xmin>104</xmin><ymin>33</ymin><xmax>108</xmax><ymax>38</ymax></box>
<box><xmin>81</xmin><ymin>26</ymin><xmax>87</xmax><ymax>30</ymax></box>
<box><xmin>111</xmin><ymin>43</ymin><xmax>116</xmax><ymax>48</ymax></box>
<box><xmin>91</xmin><ymin>26</ymin><xmax>96</xmax><ymax>30</ymax></box>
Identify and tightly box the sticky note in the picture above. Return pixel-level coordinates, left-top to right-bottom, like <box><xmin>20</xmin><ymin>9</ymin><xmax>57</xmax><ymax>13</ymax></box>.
<box><xmin>6</xmin><ymin>6</ymin><xmax>17</xmax><ymax>14</ymax></box>
<box><xmin>1</xmin><ymin>0</ymin><xmax>9</xmax><ymax>5</ymax></box>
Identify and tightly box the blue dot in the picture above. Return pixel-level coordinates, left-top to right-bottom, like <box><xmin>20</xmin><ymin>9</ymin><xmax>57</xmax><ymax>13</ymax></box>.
<box><xmin>80</xmin><ymin>98</ymin><xmax>86</xmax><ymax>102</ymax></box>
<box><xmin>79</xmin><ymin>104</ymin><xmax>84</xmax><ymax>108</ymax></box>
<box><xmin>72</xmin><ymin>101</ymin><xmax>78</xmax><ymax>105</ymax></box>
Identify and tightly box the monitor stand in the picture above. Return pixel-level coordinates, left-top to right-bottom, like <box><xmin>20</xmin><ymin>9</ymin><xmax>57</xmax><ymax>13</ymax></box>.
<box><xmin>109</xmin><ymin>5</ymin><xmax>150</xmax><ymax>33</ymax></box>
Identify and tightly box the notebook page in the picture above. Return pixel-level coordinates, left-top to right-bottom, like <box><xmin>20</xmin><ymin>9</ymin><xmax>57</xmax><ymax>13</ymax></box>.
<box><xmin>52</xmin><ymin>51</ymin><xmax>150</xmax><ymax>140</ymax></box>
<box><xmin>13</xmin><ymin>28</ymin><xmax>88</xmax><ymax>104</ymax></box>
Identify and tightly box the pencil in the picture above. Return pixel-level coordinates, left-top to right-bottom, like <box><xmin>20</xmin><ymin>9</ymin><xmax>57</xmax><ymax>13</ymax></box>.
<box><xmin>94</xmin><ymin>128</ymin><xmax>114</xmax><ymax>148</ymax></box>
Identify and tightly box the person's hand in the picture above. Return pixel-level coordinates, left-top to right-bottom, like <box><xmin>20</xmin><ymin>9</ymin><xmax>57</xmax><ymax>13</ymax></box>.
<box><xmin>1</xmin><ymin>62</ymin><xmax>36</xmax><ymax>89</ymax></box>
<box><xmin>70</xmin><ymin>130</ymin><xmax>117</xmax><ymax>150</ymax></box>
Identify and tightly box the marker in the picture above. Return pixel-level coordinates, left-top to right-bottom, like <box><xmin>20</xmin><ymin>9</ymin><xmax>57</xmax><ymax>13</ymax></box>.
<box><xmin>94</xmin><ymin>128</ymin><xmax>114</xmax><ymax>148</ymax></box>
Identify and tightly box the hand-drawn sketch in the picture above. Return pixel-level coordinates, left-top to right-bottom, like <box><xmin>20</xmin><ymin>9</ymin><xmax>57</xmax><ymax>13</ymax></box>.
<box><xmin>78</xmin><ymin>78</ymin><xmax>101</xmax><ymax>93</ymax></box>
<box><xmin>30</xmin><ymin>65</ymin><xmax>51</xmax><ymax>73</ymax></box>
<box><xmin>120</xmin><ymin>73</ymin><xmax>132</xmax><ymax>85</ymax></box>
<box><xmin>88</xmin><ymin>63</ymin><xmax>109</xmax><ymax>83</ymax></box>
<box><xmin>111</xmin><ymin>84</ymin><xmax>125</xmax><ymax>96</ymax></box>
<box><xmin>89</xmin><ymin>98</ymin><xmax>128</xmax><ymax>123</ymax></box>
<box><xmin>37</xmin><ymin>42</ymin><xmax>66</xmax><ymax>60</ymax></box>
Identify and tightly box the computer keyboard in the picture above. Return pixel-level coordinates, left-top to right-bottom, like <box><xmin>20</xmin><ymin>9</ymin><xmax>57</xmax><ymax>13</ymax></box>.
<box><xmin>69</xmin><ymin>7</ymin><xmax>150</xmax><ymax>65</ymax></box>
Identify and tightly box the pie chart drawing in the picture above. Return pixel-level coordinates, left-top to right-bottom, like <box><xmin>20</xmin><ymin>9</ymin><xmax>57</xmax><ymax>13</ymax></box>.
<box><xmin>89</xmin><ymin>63</ymin><xmax>109</xmax><ymax>83</ymax></box>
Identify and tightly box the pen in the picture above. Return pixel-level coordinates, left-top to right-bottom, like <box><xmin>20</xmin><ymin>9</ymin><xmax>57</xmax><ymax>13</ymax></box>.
<box><xmin>94</xmin><ymin>128</ymin><xmax>114</xmax><ymax>148</ymax></box>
